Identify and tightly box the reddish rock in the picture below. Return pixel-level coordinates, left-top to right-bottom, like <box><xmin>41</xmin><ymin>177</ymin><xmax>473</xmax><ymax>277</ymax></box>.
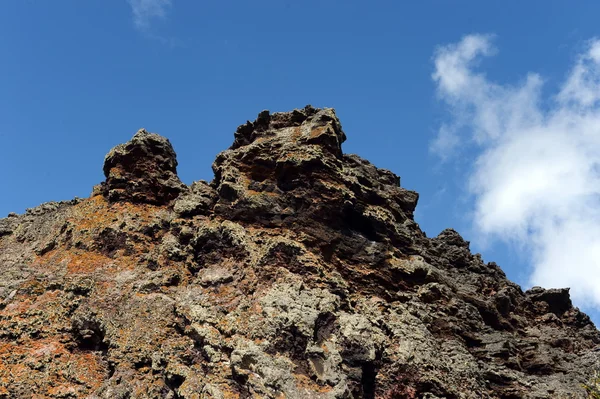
<box><xmin>100</xmin><ymin>128</ymin><xmax>186</xmax><ymax>205</ymax></box>
<box><xmin>0</xmin><ymin>106</ymin><xmax>598</xmax><ymax>398</ymax></box>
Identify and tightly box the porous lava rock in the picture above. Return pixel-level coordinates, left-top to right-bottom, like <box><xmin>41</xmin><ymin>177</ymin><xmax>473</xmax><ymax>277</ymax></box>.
<box><xmin>99</xmin><ymin>128</ymin><xmax>186</xmax><ymax>205</ymax></box>
<box><xmin>0</xmin><ymin>106</ymin><xmax>598</xmax><ymax>398</ymax></box>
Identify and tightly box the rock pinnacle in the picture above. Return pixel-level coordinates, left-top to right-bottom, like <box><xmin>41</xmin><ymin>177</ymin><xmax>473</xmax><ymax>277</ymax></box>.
<box><xmin>100</xmin><ymin>128</ymin><xmax>185</xmax><ymax>205</ymax></box>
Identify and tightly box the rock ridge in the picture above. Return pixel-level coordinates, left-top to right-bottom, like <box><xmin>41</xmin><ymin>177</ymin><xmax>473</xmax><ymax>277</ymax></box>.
<box><xmin>0</xmin><ymin>106</ymin><xmax>598</xmax><ymax>398</ymax></box>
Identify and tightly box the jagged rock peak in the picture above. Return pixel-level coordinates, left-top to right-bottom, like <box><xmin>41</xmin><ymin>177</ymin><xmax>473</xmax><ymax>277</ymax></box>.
<box><xmin>210</xmin><ymin>105</ymin><xmax>420</xmax><ymax>249</ymax></box>
<box><xmin>1</xmin><ymin>106</ymin><xmax>599</xmax><ymax>398</ymax></box>
<box><xmin>230</xmin><ymin>105</ymin><xmax>346</xmax><ymax>155</ymax></box>
<box><xmin>100</xmin><ymin>128</ymin><xmax>185</xmax><ymax>205</ymax></box>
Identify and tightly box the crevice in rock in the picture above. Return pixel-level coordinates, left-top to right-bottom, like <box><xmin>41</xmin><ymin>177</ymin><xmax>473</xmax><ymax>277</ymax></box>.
<box><xmin>107</xmin><ymin>360</ymin><xmax>116</xmax><ymax>379</ymax></box>
<box><xmin>72</xmin><ymin>318</ymin><xmax>109</xmax><ymax>353</ymax></box>
<box><xmin>313</xmin><ymin>312</ymin><xmax>336</xmax><ymax>343</ymax></box>
<box><xmin>361</xmin><ymin>362</ymin><xmax>377</xmax><ymax>399</ymax></box>
<box><xmin>165</xmin><ymin>374</ymin><xmax>184</xmax><ymax>399</ymax></box>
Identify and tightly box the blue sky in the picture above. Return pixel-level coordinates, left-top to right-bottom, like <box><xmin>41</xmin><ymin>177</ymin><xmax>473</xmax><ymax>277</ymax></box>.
<box><xmin>3</xmin><ymin>1</ymin><xmax>600</xmax><ymax>320</ymax></box>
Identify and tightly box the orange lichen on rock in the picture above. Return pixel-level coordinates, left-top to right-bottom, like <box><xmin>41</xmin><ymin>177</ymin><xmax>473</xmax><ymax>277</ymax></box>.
<box><xmin>0</xmin><ymin>339</ymin><xmax>106</xmax><ymax>396</ymax></box>
<box><xmin>0</xmin><ymin>107</ymin><xmax>598</xmax><ymax>398</ymax></box>
<box><xmin>33</xmin><ymin>247</ymin><xmax>113</xmax><ymax>274</ymax></box>
<box><xmin>291</xmin><ymin>126</ymin><xmax>303</xmax><ymax>141</ymax></box>
<box><xmin>308</xmin><ymin>126</ymin><xmax>326</xmax><ymax>139</ymax></box>
<box><xmin>66</xmin><ymin>250</ymin><xmax>113</xmax><ymax>274</ymax></box>
<box><xmin>69</xmin><ymin>195</ymin><xmax>162</xmax><ymax>233</ymax></box>
<box><xmin>221</xmin><ymin>390</ymin><xmax>241</xmax><ymax>399</ymax></box>
<box><xmin>294</xmin><ymin>373</ymin><xmax>332</xmax><ymax>394</ymax></box>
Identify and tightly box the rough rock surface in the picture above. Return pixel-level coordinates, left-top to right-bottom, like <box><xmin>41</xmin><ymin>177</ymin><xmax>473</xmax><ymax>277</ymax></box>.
<box><xmin>99</xmin><ymin>128</ymin><xmax>186</xmax><ymax>205</ymax></box>
<box><xmin>0</xmin><ymin>106</ymin><xmax>598</xmax><ymax>398</ymax></box>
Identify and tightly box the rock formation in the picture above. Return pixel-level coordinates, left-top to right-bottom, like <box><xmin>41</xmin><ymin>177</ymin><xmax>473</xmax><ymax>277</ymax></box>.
<box><xmin>0</xmin><ymin>105</ymin><xmax>598</xmax><ymax>398</ymax></box>
<box><xmin>99</xmin><ymin>128</ymin><xmax>186</xmax><ymax>205</ymax></box>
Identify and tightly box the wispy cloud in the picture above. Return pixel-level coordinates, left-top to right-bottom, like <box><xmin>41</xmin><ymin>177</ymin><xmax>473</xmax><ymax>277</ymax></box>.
<box><xmin>432</xmin><ymin>35</ymin><xmax>600</xmax><ymax>308</ymax></box>
<box><xmin>128</xmin><ymin>0</ymin><xmax>172</xmax><ymax>32</ymax></box>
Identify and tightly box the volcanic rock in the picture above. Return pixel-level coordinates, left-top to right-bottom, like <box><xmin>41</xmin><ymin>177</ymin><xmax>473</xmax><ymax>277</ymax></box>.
<box><xmin>0</xmin><ymin>106</ymin><xmax>598</xmax><ymax>398</ymax></box>
<box><xmin>99</xmin><ymin>128</ymin><xmax>186</xmax><ymax>204</ymax></box>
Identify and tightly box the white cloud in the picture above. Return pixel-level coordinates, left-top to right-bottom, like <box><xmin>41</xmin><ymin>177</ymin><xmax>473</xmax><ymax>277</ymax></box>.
<box><xmin>128</xmin><ymin>0</ymin><xmax>172</xmax><ymax>32</ymax></box>
<box><xmin>558</xmin><ymin>39</ymin><xmax>600</xmax><ymax>107</ymax></box>
<box><xmin>432</xmin><ymin>34</ymin><xmax>600</xmax><ymax>308</ymax></box>
<box><xmin>430</xmin><ymin>125</ymin><xmax>461</xmax><ymax>158</ymax></box>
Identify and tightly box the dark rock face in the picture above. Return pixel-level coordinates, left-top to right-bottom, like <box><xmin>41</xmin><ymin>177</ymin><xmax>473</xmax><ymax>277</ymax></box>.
<box><xmin>212</xmin><ymin>106</ymin><xmax>419</xmax><ymax>265</ymax></box>
<box><xmin>0</xmin><ymin>106</ymin><xmax>598</xmax><ymax>398</ymax></box>
<box><xmin>100</xmin><ymin>128</ymin><xmax>186</xmax><ymax>205</ymax></box>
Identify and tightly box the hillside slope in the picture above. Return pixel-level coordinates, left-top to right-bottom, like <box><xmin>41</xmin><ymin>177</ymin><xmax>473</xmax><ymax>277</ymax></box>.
<box><xmin>0</xmin><ymin>106</ymin><xmax>598</xmax><ymax>398</ymax></box>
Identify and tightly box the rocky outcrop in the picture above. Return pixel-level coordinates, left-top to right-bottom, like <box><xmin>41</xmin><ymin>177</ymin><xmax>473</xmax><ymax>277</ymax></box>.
<box><xmin>0</xmin><ymin>106</ymin><xmax>598</xmax><ymax>398</ymax></box>
<box><xmin>99</xmin><ymin>128</ymin><xmax>186</xmax><ymax>205</ymax></box>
